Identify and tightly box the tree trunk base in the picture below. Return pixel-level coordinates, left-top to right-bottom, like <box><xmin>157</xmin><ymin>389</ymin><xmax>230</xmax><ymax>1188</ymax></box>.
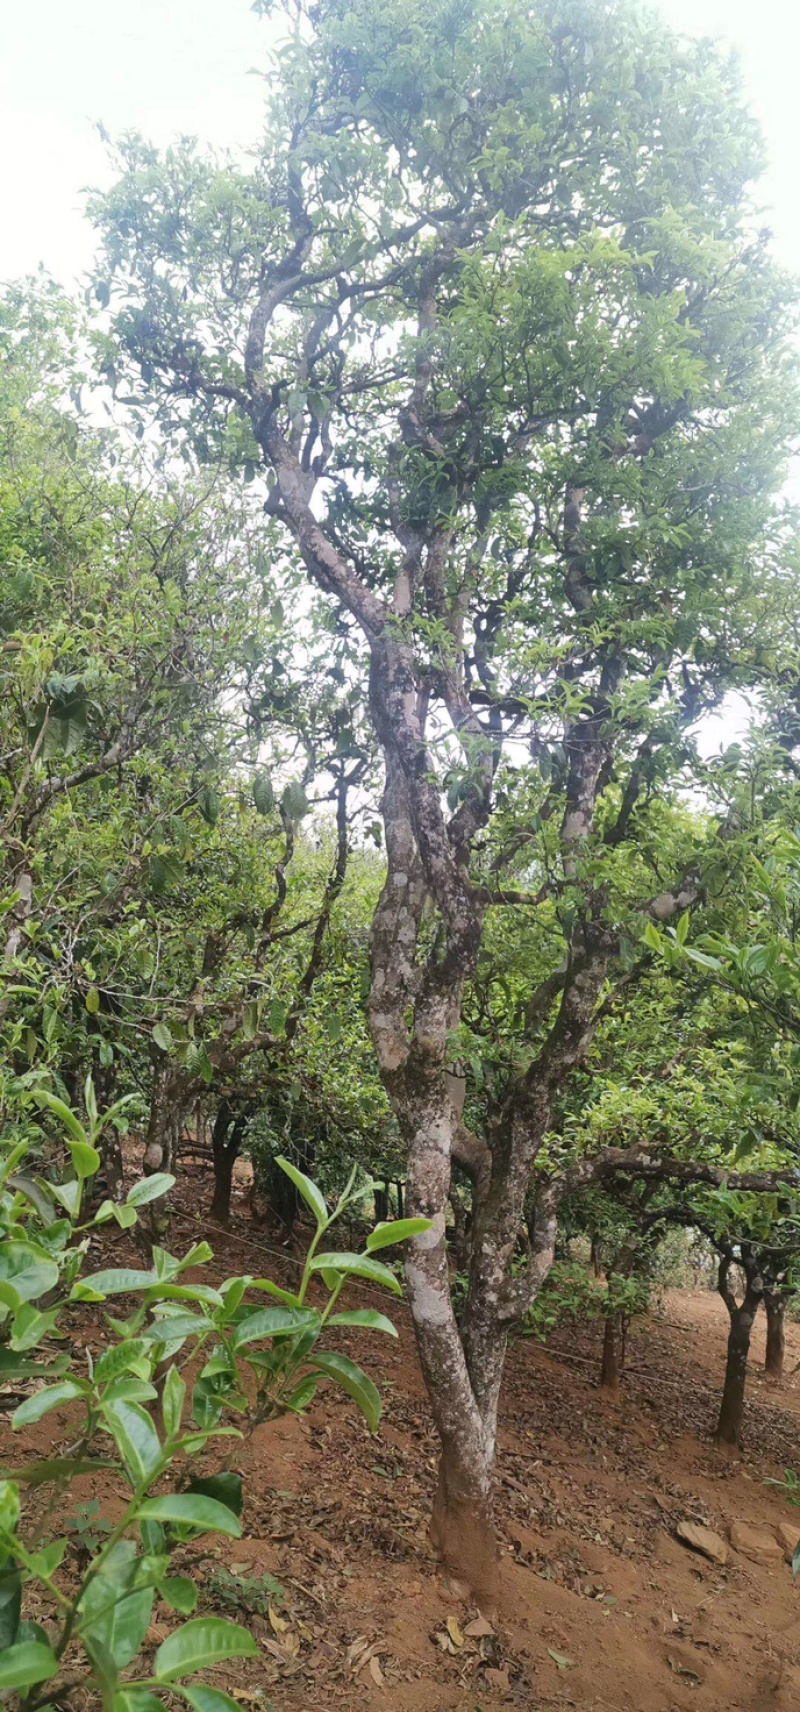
<box><xmin>430</xmin><ymin>1461</ymin><xmax>499</xmax><ymax>1613</ymax></box>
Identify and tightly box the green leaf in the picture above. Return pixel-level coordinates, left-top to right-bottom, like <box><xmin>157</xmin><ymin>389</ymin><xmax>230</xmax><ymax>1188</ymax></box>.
<box><xmin>0</xmin><ymin>1565</ymin><xmax>21</xmax><ymax>1650</ymax></box>
<box><xmin>185</xmin><ymin>1473</ymin><xmax>243</xmax><ymax>1519</ymax></box>
<box><xmin>0</xmin><ymin>1242</ymin><xmax>59</xmax><ymax>1304</ymax></box>
<box><xmin>136</xmin><ymin>1496</ymin><xmax>242</xmax><ymax>1538</ymax></box>
<box><xmin>245</xmin><ymin>1278</ymin><xmax>302</xmax><ymax>1307</ymax></box>
<box><xmin>274</xmin><ymin>1156</ymin><xmax>327</xmax><ymax>1229</ymax></box>
<box><xmin>284</xmin><ymin>1374</ymin><xmax>317</xmax><ymax>1412</ymax></box>
<box><xmin>94</xmin><ymin>1340</ymin><xmax>151</xmax><ymax>1384</ymax></box>
<box><xmin>280</xmin><ymin>781</ymin><xmax>309</xmax><ymax>821</ymax></box>
<box><xmin>126</xmin><ymin>1174</ymin><xmax>175</xmax><ymax>1207</ymax></box>
<box><xmin>27</xmin><ymin>1541</ymin><xmax>67</xmax><ymax>1579</ymax></box>
<box><xmin>6</xmin><ymin>1175</ymin><xmax>56</xmax><ymax>1224</ymax></box>
<box><xmin>0</xmin><ymin>1350</ymin><xmax>69</xmax><ymax>1382</ymax></box>
<box><xmin>102</xmin><ymin>1400</ymin><xmax>161</xmax><ymax>1485</ymax></box>
<box><xmin>366</xmin><ymin>1218</ymin><xmax>432</xmax><ymax>1252</ymax></box>
<box><xmin>159</xmin><ymin>1577</ymin><xmax>197</xmax><ymax>1616</ymax></box>
<box><xmin>143</xmin><ymin>1312</ymin><xmax>210</xmax><ymax>1346</ymax></box>
<box><xmin>115</xmin><ymin>1692</ymin><xmax>166</xmax><ymax>1712</ymax></box>
<box><xmin>684</xmin><ymin>946</ymin><xmax>724</xmax><ymax>970</ymax></box>
<box><xmin>86</xmin><ymin>987</ymin><xmax>101</xmax><ymax>1015</ymax></box>
<box><xmin>50</xmin><ymin>1180</ymin><xmax>81</xmax><ymax>1219</ymax></box>
<box><xmin>252</xmin><ymin>773</ymin><xmax>274</xmax><ymax>816</ymax></box>
<box><xmin>0</xmin><ymin>1642</ymin><xmax>59</xmax><ymax>1689</ymax></box>
<box><xmin>308</xmin><ymin>1351</ymin><xmax>382</xmax><ymax>1430</ymax></box>
<box><xmin>13</xmin><ymin>1381</ymin><xmax>85</xmax><ymax>1428</ymax></box>
<box><xmin>81</xmin><ymin>1551</ymin><xmax>154</xmax><ymax>1669</ymax></box>
<box><xmin>152</xmin><ymin>1024</ymin><xmax>173</xmax><ymax>1054</ymax></box>
<box><xmin>185</xmin><ymin>1042</ymin><xmax>213</xmax><ymax>1085</ymax></box>
<box><xmin>29</xmin><ymin>1089</ymin><xmax>88</xmax><ymax>1146</ymax></box>
<box><xmin>145</xmin><ymin>1283</ymin><xmax>223</xmax><ymax>1308</ymax></box>
<box><xmin>328</xmin><ymin>1309</ymin><xmax>398</xmax><ymax>1337</ymax></box>
<box><xmin>162</xmin><ymin>1367</ymin><xmax>186</xmax><ymax>1437</ymax></box>
<box><xmin>1</xmin><ymin>1458</ymin><xmax>114</xmax><ymax>1487</ymax></box>
<box><xmin>197</xmin><ymin>787</ymin><xmax>222</xmax><ymax>826</ymax></box>
<box><xmin>311</xmin><ymin>1252</ymin><xmax>402</xmax><ymax>1295</ymax></box>
<box><xmin>154</xmin><ymin>1617</ymin><xmax>258</xmax><ymax>1681</ymax></box>
<box><xmin>0</xmin><ymin>1480</ymin><xmax>20</xmax><ymax>1534</ymax></box>
<box><xmin>10</xmin><ymin>1305</ymin><xmax>60</xmax><ymax>1353</ymax></box>
<box><xmin>102</xmin><ymin>1379</ymin><xmax>158</xmax><ymax>1405</ymax></box>
<box><xmin>177</xmin><ymin>1687</ymin><xmax>242</xmax><ymax>1712</ymax></box>
<box><xmin>72</xmin><ymin>1268</ymin><xmax>157</xmax><ymax>1299</ymax></box>
<box><xmin>70</xmin><ymin>1140</ymin><xmax>101</xmax><ymax>1179</ymax></box>
<box><xmin>232</xmin><ymin>1306</ymin><xmax>319</xmax><ymax>1349</ymax></box>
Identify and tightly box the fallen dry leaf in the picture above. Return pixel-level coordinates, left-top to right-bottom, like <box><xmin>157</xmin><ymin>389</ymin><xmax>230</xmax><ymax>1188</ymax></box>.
<box><xmin>446</xmin><ymin>1614</ymin><xmax>465</xmax><ymax>1648</ymax></box>
<box><xmin>369</xmin><ymin>1655</ymin><xmax>385</xmax><ymax>1687</ymax></box>
<box><xmin>268</xmin><ymin>1605</ymin><xmax>288</xmax><ymax>1635</ymax></box>
<box><xmin>465</xmin><ymin>1615</ymin><xmax>495</xmax><ymax>1639</ymax></box>
<box><xmin>668</xmin><ymin>1657</ymin><xmax>701</xmax><ymax>1684</ymax></box>
<box><xmin>548</xmin><ymin>1648</ymin><xmax>576</xmax><ymax>1671</ymax></box>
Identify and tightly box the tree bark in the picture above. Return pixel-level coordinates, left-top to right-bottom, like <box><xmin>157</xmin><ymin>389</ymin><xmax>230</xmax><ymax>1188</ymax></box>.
<box><xmin>374</xmin><ymin>1181</ymin><xmax>390</xmax><ymax>1223</ymax></box>
<box><xmin>210</xmin><ymin>1100</ymin><xmax>247</xmax><ymax>1225</ymax></box>
<box><xmin>600</xmin><ymin>1312</ymin><xmax>623</xmax><ymax>1393</ymax></box>
<box><xmin>100</xmin><ymin>1127</ymin><xmax>125</xmax><ymax>1202</ymax></box>
<box><xmin>715</xmin><ymin>1252</ymin><xmax>762</xmax><ymax>1448</ymax></box>
<box><xmin>764</xmin><ymin>1289</ymin><xmax>786</xmax><ymax>1384</ymax></box>
<box><xmin>431</xmin><ymin>1436</ymin><xmax>497</xmax><ymax>1606</ymax></box>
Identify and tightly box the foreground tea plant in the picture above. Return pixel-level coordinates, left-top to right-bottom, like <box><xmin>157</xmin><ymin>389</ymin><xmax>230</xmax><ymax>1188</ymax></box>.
<box><xmin>0</xmin><ymin>1080</ymin><xmax>427</xmax><ymax>1708</ymax></box>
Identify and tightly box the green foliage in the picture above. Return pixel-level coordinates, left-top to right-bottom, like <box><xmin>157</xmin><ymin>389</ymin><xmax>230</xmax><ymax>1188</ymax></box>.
<box><xmin>523</xmin><ymin>1261</ymin><xmax>648</xmax><ymax>1342</ymax></box>
<box><xmin>0</xmin><ymin>1087</ymin><xmax>427</xmax><ymax>1706</ymax></box>
<box><xmin>205</xmin><ymin>1566</ymin><xmax>285</xmax><ymax>1620</ymax></box>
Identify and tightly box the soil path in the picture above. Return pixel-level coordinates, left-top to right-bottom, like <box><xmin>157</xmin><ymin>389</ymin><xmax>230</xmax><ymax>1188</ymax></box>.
<box><xmin>5</xmin><ymin>1166</ymin><xmax>800</xmax><ymax>1712</ymax></box>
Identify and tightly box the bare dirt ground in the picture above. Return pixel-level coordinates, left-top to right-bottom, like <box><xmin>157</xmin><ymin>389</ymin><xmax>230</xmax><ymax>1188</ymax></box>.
<box><xmin>5</xmin><ymin>1159</ymin><xmax>800</xmax><ymax>1712</ymax></box>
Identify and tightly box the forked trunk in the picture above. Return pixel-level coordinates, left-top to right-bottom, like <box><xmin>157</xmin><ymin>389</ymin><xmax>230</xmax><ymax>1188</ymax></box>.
<box><xmin>600</xmin><ymin>1312</ymin><xmax>623</xmax><ymax>1393</ymax></box>
<box><xmin>764</xmin><ymin>1289</ymin><xmax>786</xmax><ymax>1384</ymax></box>
<box><xmin>210</xmin><ymin>1100</ymin><xmax>245</xmax><ymax>1226</ymax></box>
<box><xmin>716</xmin><ymin>1311</ymin><xmax>754</xmax><ymax>1445</ymax></box>
<box><xmin>715</xmin><ymin>1251</ymin><xmax>762</xmax><ymax>1448</ymax></box>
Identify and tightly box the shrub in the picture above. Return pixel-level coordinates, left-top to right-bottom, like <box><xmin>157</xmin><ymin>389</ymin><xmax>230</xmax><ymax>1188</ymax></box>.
<box><xmin>0</xmin><ymin>1079</ymin><xmax>427</xmax><ymax>1708</ymax></box>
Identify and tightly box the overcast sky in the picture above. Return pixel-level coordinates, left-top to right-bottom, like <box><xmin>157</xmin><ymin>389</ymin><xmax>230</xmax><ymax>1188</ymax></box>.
<box><xmin>2</xmin><ymin>0</ymin><xmax>799</xmax><ymax>285</ymax></box>
<box><xmin>2</xmin><ymin>0</ymin><xmax>796</xmax><ymax>755</ymax></box>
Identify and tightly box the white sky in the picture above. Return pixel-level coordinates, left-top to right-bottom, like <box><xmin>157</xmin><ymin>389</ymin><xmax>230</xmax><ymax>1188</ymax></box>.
<box><xmin>1</xmin><ymin>0</ymin><xmax>798</xmax><ymax>284</ymax></box>
<box><xmin>2</xmin><ymin>0</ymin><xmax>797</xmax><ymax>757</ymax></box>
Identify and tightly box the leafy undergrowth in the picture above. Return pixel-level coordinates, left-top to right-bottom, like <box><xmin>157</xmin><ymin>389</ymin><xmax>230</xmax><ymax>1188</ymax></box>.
<box><xmin>5</xmin><ymin>1157</ymin><xmax>800</xmax><ymax>1712</ymax></box>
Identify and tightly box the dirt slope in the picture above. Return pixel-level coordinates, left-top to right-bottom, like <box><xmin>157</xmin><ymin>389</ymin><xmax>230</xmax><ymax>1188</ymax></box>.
<box><xmin>4</xmin><ymin>1165</ymin><xmax>800</xmax><ymax>1712</ymax></box>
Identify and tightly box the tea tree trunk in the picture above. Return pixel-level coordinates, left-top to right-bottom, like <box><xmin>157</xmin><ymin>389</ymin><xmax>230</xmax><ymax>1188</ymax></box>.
<box><xmin>764</xmin><ymin>1289</ymin><xmax>786</xmax><ymax>1384</ymax></box>
<box><xmin>715</xmin><ymin>1251</ymin><xmax>763</xmax><ymax>1448</ymax></box>
<box><xmin>600</xmin><ymin>1313</ymin><xmax>623</xmax><ymax>1393</ymax></box>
